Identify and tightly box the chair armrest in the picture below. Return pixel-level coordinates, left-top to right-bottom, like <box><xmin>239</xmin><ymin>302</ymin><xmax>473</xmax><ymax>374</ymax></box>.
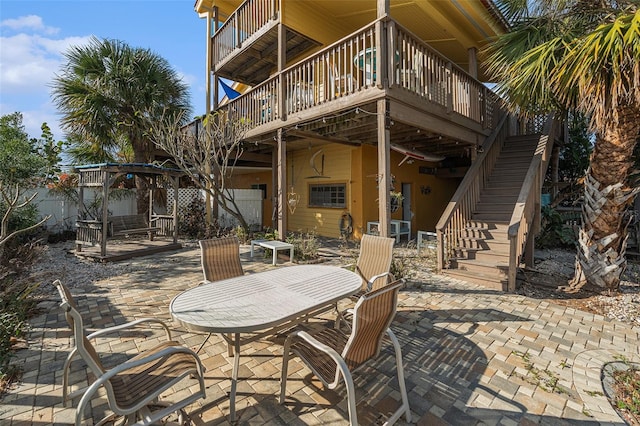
<box><xmin>62</xmin><ymin>318</ymin><xmax>173</xmax><ymax>405</ymax></box>
<box><xmin>366</xmin><ymin>271</ymin><xmax>391</xmax><ymax>292</ymax></box>
<box><xmin>291</xmin><ymin>331</ymin><xmax>347</xmax><ymax>371</ymax></box>
<box><xmin>86</xmin><ymin>318</ymin><xmax>172</xmax><ymax>341</ymax></box>
<box><xmin>75</xmin><ymin>345</ymin><xmax>205</xmax><ymax>426</ymax></box>
<box><xmin>287</xmin><ymin>330</ymin><xmax>355</xmax><ymax>391</ymax></box>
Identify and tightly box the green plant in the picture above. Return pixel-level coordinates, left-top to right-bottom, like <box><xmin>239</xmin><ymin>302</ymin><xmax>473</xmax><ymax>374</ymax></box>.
<box><xmin>390</xmin><ymin>255</ymin><xmax>417</xmax><ymax>281</ymax></box>
<box><xmin>510</xmin><ymin>350</ymin><xmax>570</xmax><ymax>395</ymax></box>
<box><xmin>178</xmin><ymin>196</ymin><xmax>226</xmax><ymax>240</ymax></box>
<box><xmin>536</xmin><ymin>206</ymin><xmax>577</xmax><ymax>249</ymax></box>
<box><xmin>613</xmin><ymin>368</ymin><xmax>640</xmax><ymax>416</ymax></box>
<box><xmin>0</xmin><ymin>277</ymin><xmax>40</xmax><ymax>393</ymax></box>
<box><xmin>607</xmin><ymin>356</ymin><xmax>640</xmax><ymax>421</ymax></box>
<box><xmin>285</xmin><ymin>230</ymin><xmax>320</xmax><ymax>262</ymax></box>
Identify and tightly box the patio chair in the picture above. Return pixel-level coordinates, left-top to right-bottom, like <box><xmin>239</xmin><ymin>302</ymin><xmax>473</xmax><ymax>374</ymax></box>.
<box><xmin>335</xmin><ymin>233</ymin><xmax>395</xmax><ymax>329</ymax></box>
<box><xmin>199</xmin><ymin>236</ymin><xmax>244</xmax><ymax>282</ymax></box>
<box><xmin>280</xmin><ymin>279</ymin><xmax>411</xmax><ymax>426</ymax></box>
<box><xmin>198</xmin><ymin>236</ymin><xmax>244</xmax><ymax>354</ymax></box>
<box><xmin>54</xmin><ymin>280</ymin><xmax>206</xmax><ymax>426</ymax></box>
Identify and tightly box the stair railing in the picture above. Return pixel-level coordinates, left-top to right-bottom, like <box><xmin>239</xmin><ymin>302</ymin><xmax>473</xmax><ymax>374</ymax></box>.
<box><xmin>506</xmin><ymin>115</ymin><xmax>560</xmax><ymax>291</ymax></box>
<box><xmin>435</xmin><ymin>114</ymin><xmax>509</xmax><ymax>272</ymax></box>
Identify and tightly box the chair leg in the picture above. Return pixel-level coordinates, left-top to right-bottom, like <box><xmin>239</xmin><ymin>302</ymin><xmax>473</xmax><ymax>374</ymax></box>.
<box><xmin>383</xmin><ymin>329</ymin><xmax>412</xmax><ymax>425</ymax></box>
<box><xmin>279</xmin><ymin>334</ymin><xmax>293</xmax><ymax>403</ymax></box>
<box><xmin>62</xmin><ymin>348</ymin><xmax>77</xmax><ymax>406</ymax></box>
<box><xmin>335</xmin><ymin>360</ymin><xmax>358</xmax><ymax>426</ymax></box>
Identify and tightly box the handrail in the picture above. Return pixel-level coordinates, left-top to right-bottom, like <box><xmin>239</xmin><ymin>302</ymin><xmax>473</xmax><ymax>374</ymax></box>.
<box><xmin>506</xmin><ymin>115</ymin><xmax>559</xmax><ymax>290</ymax></box>
<box><xmin>435</xmin><ymin>114</ymin><xmax>508</xmax><ymax>272</ymax></box>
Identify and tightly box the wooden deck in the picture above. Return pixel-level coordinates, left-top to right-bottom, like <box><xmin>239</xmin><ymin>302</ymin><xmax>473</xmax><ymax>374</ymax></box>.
<box><xmin>73</xmin><ymin>237</ymin><xmax>183</xmax><ymax>262</ymax></box>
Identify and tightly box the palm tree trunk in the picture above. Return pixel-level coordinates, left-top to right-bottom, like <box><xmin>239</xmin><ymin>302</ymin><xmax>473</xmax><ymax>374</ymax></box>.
<box><xmin>571</xmin><ymin>109</ymin><xmax>640</xmax><ymax>291</ymax></box>
<box><xmin>133</xmin><ymin>138</ymin><xmax>151</xmax><ymax>215</ymax></box>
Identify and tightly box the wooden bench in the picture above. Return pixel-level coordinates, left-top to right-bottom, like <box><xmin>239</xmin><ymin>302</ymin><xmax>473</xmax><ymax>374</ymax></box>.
<box><xmin>109</xmin><ymin>214</ymin><xmax>159</xmax><ymax>240</ymax></box>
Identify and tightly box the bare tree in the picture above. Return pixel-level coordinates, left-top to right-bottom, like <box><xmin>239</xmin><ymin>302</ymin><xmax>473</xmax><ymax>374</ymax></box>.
<box><xmin>0</xmin><ymin>183</ymin><xmax>50</xmax><ymax>260</ymax></box>
<box><xmin>149</xmin><ymin>111</ymin><xmax>252</xmax><ymax>233</ymax></box>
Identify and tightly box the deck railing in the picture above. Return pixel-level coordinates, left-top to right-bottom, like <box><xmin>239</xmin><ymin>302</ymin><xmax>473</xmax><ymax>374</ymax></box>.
<box><xmin>213</xmin><ymin>0</ymin><xmax>279</xmax><ymax>66</ymax></box>
<box><xmin>219</xmin><ymin>17</ymin><xmax>499</xmax><ymax>133</ymax></box>
<box><xmin>391</xmin><ymin>23</ymin><xmax>497</xmax><ymax>128</ymax></box>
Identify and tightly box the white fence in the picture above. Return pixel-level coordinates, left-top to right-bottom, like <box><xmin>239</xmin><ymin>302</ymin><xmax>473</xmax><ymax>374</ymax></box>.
<box><xmin>169</xmin><ymin>188</ymin><xmax>263</xmax><ymax>230</ymax></box>
<box><xmin>26</xmin><ymin>187</ymin><xmax>263</xmax><ymax>233</ymax></box>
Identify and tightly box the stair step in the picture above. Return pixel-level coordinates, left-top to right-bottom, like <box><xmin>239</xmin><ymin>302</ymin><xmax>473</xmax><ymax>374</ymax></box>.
<box><xmin>466</xmin><ymin>220</ymin><xmax>509</xmax><ymax>230</ymax></box>
<box><xmin>484</xmin><ymin>180</ymin><xmax>525</xmax><ymax>188</ymax></box>
<box><xmin>454</xmin><ymin>258</ymin><xmax>509</xmax><ymax>272</ymax></box>
<box><xmin>473</xmin><ymin>212</ymin><xmax>512</xmax><ymax>222</ymax></box>
<box><xmin>475</xmin><ymin>203</ymin><xmax>515</xmax><ymax>213</ymax></box>
<box><xmin>440</xmin><ymin>269</ymin><xmax>509</xmax><ymax>291</ymax></box>
<box><xmin>478</xmin><ymin>195</ymin><xmax>519</xmax><ymax>204</ymax></box>
<box><xmin>473</xmin><ymin>250</ymin><xmax>510</xmax><ymax>262</ymax></box>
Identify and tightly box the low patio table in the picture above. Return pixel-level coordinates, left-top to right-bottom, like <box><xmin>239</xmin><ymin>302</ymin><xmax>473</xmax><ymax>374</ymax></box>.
<box><xmin>169</xmin><ymin>264</ymin><xmax>362</xmax><ymax>422</ymax></box>
<box><xmin>250</xmin><ymin>239</ymin><xmax>294</xmax><ymax>265</ymax></box>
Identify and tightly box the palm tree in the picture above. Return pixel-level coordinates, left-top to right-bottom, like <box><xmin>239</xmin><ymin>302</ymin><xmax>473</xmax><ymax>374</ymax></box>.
<box><xmin>52</xmin><ymin>36</ymin><xmax>191</xmax><ymax>213</ymax></box>
<box><xmin>484</xmin><ymin>1</ymin><xmax>640</xmax><ymax>291</ymax></box>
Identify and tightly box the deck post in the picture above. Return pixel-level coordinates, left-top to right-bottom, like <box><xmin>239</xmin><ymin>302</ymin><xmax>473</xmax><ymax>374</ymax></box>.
<box><xmin>377</xmin><ymin>99</ymin><xmax>391</xmax><ymax>238</ymax></box>
<box><xmin>276</xmin><ymin>128</ymin><xmax>287</xmax><ymax>240</ymax></box>
<box><xmin>100</xmin><ymin>169</ymin><xmax>109</xmax><ymax>257</ymax></box>
<box><xmin>172</xmin><ymin>175</ymin><xmax>179</xmax><ymax>244</ymax></box>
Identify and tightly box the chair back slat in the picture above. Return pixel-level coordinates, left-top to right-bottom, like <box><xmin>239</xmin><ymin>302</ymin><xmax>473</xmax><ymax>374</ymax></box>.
<box><xmin>199</xmin><ymin>236</ymin><xmax>244</xmax><ymax>282</ymax></box>
<box><xmin>356</xmin><ymin>234</ymin><xmax>394</xmax><ymax>291</ymax></box>
<box><xmin>342</xmin><ymin>280</ymin><xmax>403</xmax><ymax>370</ymax></box>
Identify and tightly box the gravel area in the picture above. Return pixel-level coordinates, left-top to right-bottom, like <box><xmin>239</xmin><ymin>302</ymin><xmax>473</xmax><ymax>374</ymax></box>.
<box><xmin>518</xmin><ymin>248</ymin><xmax>640</xmax><ymax>328</ymax></box>
<box><xmin>23</xmin><ymin>241</ymin><xmax>640</xmax><ymax>328</ymax></box>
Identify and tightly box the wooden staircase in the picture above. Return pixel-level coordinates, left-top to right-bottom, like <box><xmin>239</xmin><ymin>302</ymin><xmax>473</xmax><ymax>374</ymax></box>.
<box><xmin>441</xmin><ymin>135</ymin><xmax>541</xmax><ymax>290</ymax></box>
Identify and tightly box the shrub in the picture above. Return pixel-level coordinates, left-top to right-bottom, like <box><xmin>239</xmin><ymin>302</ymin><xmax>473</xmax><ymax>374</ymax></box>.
<box><xmin>178</xmin><ymin>196</ymin><xmax>227</xmax><ymax>240</ymax></box>
<box><xmin>0</xmin><ymin>202</ymin><xmax>39</xmax><ymax>236</ymax></box>
<box><xmin>286</xmin><ymin>230</ymin><xmax>320</xmax><ymax>262</ymax></box>
<box><xmin>0</xmin><ymin>276</ymin><xmax>41</xmax><ymax>392</ymax></box>
<box><xmin>536</xmin><ymin>206</ymin><xmax>577</xmax><ymax>249</ymax></box>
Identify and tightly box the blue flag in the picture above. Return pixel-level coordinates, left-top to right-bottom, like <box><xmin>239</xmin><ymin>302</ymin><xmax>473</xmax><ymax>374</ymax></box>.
<box><xmin>220</xmin><ymin>79</ymin><xmax>241</xmax><ymax>100</ymax></box>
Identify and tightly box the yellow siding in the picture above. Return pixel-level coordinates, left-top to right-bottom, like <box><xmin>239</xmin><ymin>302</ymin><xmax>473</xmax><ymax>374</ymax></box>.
<box><xmin>287</xmin><ymin>144</ymin><xmax>353</xmax><ymax>238</ymax></box>
<box><xmin>359</xmin><ymin>145</ymin><xmax>459</xmax><ymax>238</ymax></box>
<box><xmin>230</xmin><ymin>144</ymin><xmax>460</xmax><ymax>239</ymax></box>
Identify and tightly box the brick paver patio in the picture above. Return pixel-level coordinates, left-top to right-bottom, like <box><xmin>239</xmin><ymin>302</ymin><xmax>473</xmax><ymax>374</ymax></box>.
<box><xmin>1</xmin><ymin>242</ymin><xmax>638</xmax><ymax>425</ymax></box>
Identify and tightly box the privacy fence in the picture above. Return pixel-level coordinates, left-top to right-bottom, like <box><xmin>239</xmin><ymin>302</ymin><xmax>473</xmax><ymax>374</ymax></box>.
<box><xmin>27</xmin><ymin>188</ymin><xmax>263</xmax><ymax>234</ymax></box>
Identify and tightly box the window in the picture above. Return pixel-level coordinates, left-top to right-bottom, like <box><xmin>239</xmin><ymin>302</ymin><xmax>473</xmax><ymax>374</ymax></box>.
<box><xmin>309</xmin><ymin>184</ymin><xmax>346</xmax><ymax>208</ymax></box>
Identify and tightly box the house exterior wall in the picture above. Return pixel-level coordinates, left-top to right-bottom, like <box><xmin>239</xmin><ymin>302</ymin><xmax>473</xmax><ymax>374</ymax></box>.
<box><xmin>228</xmin><ymin>143</ymin><xmax>460</xmax><ymax>240</ymax></box>
<box><xmin>357</xmin><ymin>145</ymin><xmax>460</xmax><ymax>239</ymax></box>
<box><xmin>286</xmin><ymin>144</ymin><xmax>353</xmax><ymax>239</ymax></box>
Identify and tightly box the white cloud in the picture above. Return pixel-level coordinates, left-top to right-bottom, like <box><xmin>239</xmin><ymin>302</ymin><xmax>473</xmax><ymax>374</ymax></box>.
<box><xmin>0</xmin><ymin>33</ymin><xmax>91</xmax><ymax>94</ymax></box>
<box><xmin>1</xmin><ymin>14</ymin><xmax>59</xmax><ymax>35</ymax></box>
<box><xmin>0</xmin><ymin>14</ymin><xmax>91</xmax><ymax>141</ymax></box>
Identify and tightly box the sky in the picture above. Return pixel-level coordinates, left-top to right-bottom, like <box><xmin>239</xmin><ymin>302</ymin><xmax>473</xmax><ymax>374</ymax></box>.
<box><xmin>0</xmin><ymin>0</ymin><xmax>208</xmax><ymax>151</ymax></box>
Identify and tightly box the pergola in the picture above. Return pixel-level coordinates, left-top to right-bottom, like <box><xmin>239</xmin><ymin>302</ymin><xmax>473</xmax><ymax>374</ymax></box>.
<box><xmin>74</xmin><ymin>163</ymin><xmax>185</xmax><ymax>261</ymax></box>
